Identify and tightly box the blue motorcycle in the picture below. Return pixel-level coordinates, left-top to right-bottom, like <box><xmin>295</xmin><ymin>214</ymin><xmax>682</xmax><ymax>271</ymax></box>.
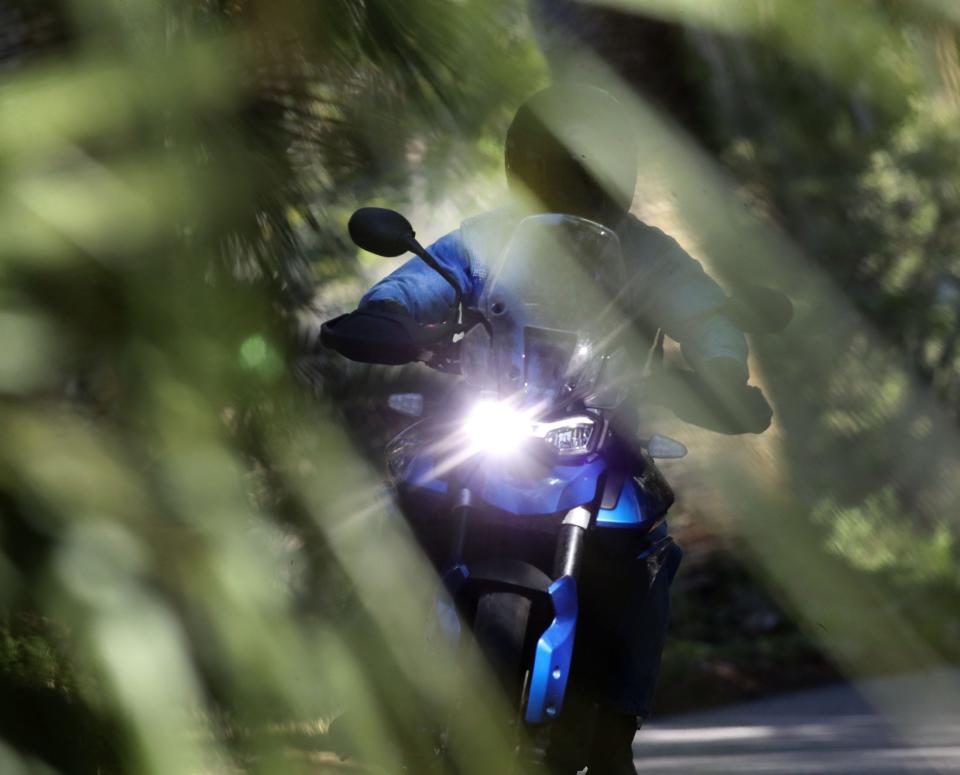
<box><xmin>321</xmin><ymin>207</ymin><xmax>790</xmax><ymax>771</ymax></box>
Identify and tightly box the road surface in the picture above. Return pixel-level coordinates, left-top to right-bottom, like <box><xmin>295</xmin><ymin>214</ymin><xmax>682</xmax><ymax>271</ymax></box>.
<box><xmin>634</xmin><ymin>669</ymin><xmax>960</xmax><ymax>773</ymax></box>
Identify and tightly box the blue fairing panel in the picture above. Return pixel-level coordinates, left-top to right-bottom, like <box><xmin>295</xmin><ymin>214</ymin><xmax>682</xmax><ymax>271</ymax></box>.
<box><xmin>405</xmin><ymin>454</ymin><xmax>449</xmax><ymax>495</ymax></box>
<box><xmin>596</xmin><ymin>477</ymin><xmax>647</xmax><ymax>528</ymax></box>
<box><xmin>525</xmin><ymin>575</ymin><xmax>578</xmax><ymax>723</ymax></box>
<box><xmin>466</xmin><ymin>457</ymin><xmax>607</xmax><ymax>515</ymax></box>
<box><xmin>396</xmin><ymin>440</ymin><xmax>606</xmax><ymax>516</ymax></box>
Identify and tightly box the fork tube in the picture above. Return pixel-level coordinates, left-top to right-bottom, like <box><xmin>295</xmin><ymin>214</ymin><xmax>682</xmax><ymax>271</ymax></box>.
<box><xmin>449</xmin><ymin>487</ymin><xmax>472</xmax><ymax>561</ymax></box>
<box><xmin>553</xmin><ymin>506</ymin><xmax>591</xmax><ymax>578</ymax></box>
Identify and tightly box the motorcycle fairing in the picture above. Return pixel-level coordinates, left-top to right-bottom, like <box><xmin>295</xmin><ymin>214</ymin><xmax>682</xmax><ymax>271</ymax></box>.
<box><xmin>596</xmin><ymin>477</ymin><xmax>648</xmax><ymax>528</ymax></box>
<box><xmin>401</xmin><ymin>453</ymin><xmax>607</xmax><ymax>516</ymax></box>
<box><xmin>463</xmin><ymin>457</ymin><xmax>608</xmax><ymax>516</ymax></box>
<box><xmin>595</xmin><ymin>457</ymin><xmax>675</xmax><ymax>529</ymax></box>
<box><xmin>405</xmin><ymin>452</ymin><xmax>448</xmax><ymax>495</ymax></box>
<box><xmin>388</xmin><ymin>421</ymin><xmax>608</xmax><ymax>515</ymax></box>
<box><xmin>390</xmin><ymin>427</ymin><xmax>672</xmax><ymax>528</ymax></box>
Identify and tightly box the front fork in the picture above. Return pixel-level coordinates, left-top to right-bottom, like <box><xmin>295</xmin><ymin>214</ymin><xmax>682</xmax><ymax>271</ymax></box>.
<box><xmin>553</xmin><ymin>506</ymin><xmax>590</xmax><ymax>578</ymax></box>
<box><xmin>440</xmin><ymin>491</ymin><xmax>590</xmax><ymax>726</ymax></box>
<box><xmin>525</xmin><ymin>505</ymin><xmax>591</xmax><ymax>724</ymax></box>
<box><xmin>448</xmin><ymin>490</ymin><xmax>591</xmax><ymax>577</ymax></box>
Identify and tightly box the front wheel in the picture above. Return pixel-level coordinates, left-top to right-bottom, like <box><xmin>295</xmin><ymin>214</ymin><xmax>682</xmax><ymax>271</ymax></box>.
<box><xmin>442</xmin><ymin>592</ymin><xmax>535</xmax><ymax>773</ymax></box>
<box><xmin>473</xmin><ymin>592</ymin><xmax>532</xmax><ymax>704</ymax></box>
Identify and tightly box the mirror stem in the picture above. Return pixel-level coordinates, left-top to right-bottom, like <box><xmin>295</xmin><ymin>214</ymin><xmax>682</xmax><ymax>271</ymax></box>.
<box><xmin>406</xmin><ymin>237</ymin><xmax>463</xmax><ymax>312</ymax></box>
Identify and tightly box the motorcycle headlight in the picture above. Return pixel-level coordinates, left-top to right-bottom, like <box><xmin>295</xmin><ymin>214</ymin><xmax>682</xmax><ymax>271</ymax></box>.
<box><xmin>462</xmin><ymin>402</ymin><xmax>598</xmax><ymax>458</ymax></box>
<box><xmin>532</xmin><ymin>416</ymin><xmax>598</xmax><ymax>457</ymax></box>
<box><xmin>462</xmin><ymin>401</ymin><xmax>534</xmax><ymax>456</ymax></box>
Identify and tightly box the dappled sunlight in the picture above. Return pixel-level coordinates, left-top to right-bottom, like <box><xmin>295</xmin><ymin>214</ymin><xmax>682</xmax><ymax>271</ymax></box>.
<box><xmin>1</xmin><ymin>0</ymin><xmax>959</xmax><ymax>772</ymax></box>
<box><xmin>523</xmin><ymin>8</ymin><xmax>960</xmax><ymax>757</ymax></box>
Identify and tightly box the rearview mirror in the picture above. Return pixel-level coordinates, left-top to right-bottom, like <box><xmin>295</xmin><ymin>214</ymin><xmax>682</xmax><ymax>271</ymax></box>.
<box><xmin>348</xmin><ymin>205</ymin><xmax>465</xmax><ymax>309</ymax></box>
<box><xmin>723</xmin><ymin>285</ymin><xmax>793</xmax><ymax>333</ymax></box>
<box><xmin>348</xmin><ymin>207</ymin><xmax>417</xmax><ymax>257</ymax></box>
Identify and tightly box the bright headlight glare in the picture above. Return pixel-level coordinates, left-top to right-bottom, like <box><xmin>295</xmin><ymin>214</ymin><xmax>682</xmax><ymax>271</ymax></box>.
<box><xmin>462</xmin><ymin>402</ymin><xmax>597</xmax><ymax>457</ymax></box>
<box><xmin>462</xmin><ymin>401</ymin><xmax>533</xmax><ymax>455</ymax></box>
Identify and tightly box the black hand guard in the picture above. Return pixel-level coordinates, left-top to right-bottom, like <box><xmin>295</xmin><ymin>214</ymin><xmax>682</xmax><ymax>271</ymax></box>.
<box><xmin>320</xmin><ymin>308</ymin><xmax>452</xmax><ymax>365</ymax></box>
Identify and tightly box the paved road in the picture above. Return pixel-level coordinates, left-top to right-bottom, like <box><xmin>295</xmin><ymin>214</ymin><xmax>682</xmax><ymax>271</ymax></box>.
<box><xmin>634</xmin><ymin>670</ymin><xmax>960</xmax><ymax>773</ymax></box>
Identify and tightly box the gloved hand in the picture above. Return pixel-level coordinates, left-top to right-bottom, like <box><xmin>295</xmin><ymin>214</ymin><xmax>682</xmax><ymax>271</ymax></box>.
<box><xmin>646</xmin><ymin>357</ymin><xmax>772</xmax><ymax>435</ymax></box>
<box><xmin>320</xmin><ymin>301</ymin><xmax>422</xmax><ymax>365</ymax></box>
<box><xmin>320</xmin><ymin>300</ymin><xmax>456</xmax><ymax>365</ymax></box>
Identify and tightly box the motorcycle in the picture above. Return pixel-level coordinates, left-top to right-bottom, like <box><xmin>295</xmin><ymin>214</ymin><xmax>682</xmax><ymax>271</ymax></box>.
<box><xmin>321</xmin><ymin>207</ymin><xmax>791</xmax><ymax>771</ymax></box>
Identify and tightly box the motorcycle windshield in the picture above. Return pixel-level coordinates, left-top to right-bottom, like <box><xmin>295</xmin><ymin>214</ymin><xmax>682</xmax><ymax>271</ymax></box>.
<box><xmin>461</xmin><ymin>214</ymin><xmax>626</xmax><ymax>407</ymax></box>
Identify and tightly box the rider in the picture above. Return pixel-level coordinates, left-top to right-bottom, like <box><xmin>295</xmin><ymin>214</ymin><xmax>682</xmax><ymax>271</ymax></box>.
<box><xmin>357</xmin><ymin>86</ymin><xmax>771</xmax><ymax>436</ymax></box>
<box><xmin>332</xmin><ymin>85</ymin><xmax>771</xmax><ymax>773</ymax></box>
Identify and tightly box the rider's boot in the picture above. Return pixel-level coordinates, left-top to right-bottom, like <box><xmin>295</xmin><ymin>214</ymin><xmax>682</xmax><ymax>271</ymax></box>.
<box><xmin>584</xmin><ymin>712</ymin><xmax>641</xmax><ymax>775</ymax></box>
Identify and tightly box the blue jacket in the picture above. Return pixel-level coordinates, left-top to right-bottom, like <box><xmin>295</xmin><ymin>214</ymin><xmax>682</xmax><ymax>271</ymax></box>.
<box><xmin>360</xmin><ymin>210</ymin><xmax>748</xmax><ymax>379</ymax></box>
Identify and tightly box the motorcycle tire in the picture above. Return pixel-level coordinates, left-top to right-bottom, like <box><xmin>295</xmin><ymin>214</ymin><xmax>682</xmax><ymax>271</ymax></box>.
<box><xmin>440</xmin><ymin>593</ymin><xmax>534</xmax><ymax>774</ymax></box>
<box><xmin>473</xmin><ymin>592</ymin><xmax>532</xmax><ymax>704</ymax></box>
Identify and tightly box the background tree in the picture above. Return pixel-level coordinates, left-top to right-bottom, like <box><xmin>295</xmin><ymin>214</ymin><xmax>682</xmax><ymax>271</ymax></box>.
<box><xmin>530</xmin><ymin>0</ymin><xmax>960</xmax><ymax>701</ymax></box>
<box><xmin>0</xmin><ymin>1</ymin><xmax>543</xmax><ymax>772</ymax></box>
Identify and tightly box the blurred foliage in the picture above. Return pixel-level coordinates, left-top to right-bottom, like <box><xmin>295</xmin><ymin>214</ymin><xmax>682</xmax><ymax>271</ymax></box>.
<box><xmin>4</xmin><ymin>0</ymin><xmax>960</xmax><ymax>771</ymax></box>
<box><xmin>0</xmin><ymin>0</ymin><xmax>543</xmax><ymax>772</ymax></box>
<box><xmin>684</xmin><ymin>4</ymin><xmax>960</xmax><ymax>587</ymax></box>
<box><xmin>536</xmin><ymin>0</ymin><xmax>960</xmax><ymax>708</ymax></box>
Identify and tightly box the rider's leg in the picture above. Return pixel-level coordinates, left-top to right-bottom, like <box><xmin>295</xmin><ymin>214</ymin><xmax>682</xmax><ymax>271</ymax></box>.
<box><xmin>586</xmin><ymin>524</ymin><xmax>683</xmax><ymax>774</ymax></box>
<box><xmin>585</xmin><ymin>711</ymin><xmax>643</xmax><ymax>775</ymax></box>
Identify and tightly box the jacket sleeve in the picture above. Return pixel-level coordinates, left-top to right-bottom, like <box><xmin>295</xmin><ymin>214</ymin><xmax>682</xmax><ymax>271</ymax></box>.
<box><xmin>358</xmin><ymin>229</ymin><xmax>472</xmax><ymax>324</ymax></box>
<box><xmin>637</xmin><ymin>227</ymin><xmax>749</xmax><ymax>382</ymax></box>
